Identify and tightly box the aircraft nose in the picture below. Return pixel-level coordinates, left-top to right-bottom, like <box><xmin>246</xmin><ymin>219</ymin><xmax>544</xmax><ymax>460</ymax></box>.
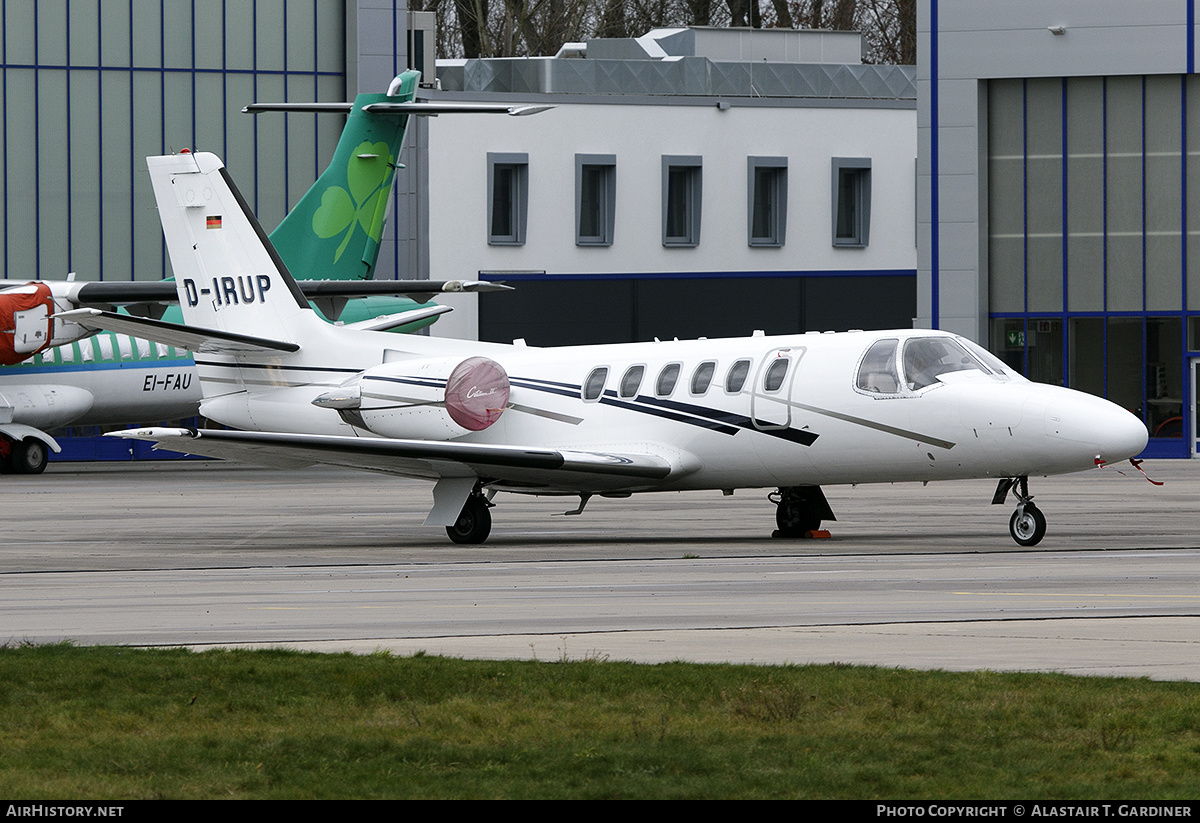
<box><xmin>1045</xmin><ymin>391</ymin><xmax>1148</xmax><ymax>464</ymax></box>
<box><xmin>1103</xmin><ymin>403</ymin><xmax>1151</xmax><ymax>462</ymax></box>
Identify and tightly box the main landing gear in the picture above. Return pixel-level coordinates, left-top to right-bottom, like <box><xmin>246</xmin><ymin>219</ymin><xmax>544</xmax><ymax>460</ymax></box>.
<box><xmin>992</xmin><ymin>476</ymin><xmax>1047</xmax><ymax>547</ymax></box>
<box><xmin>446</xmin><ymin>488</ymin><xmax>493</xmax><ymax>545</ymax></box>
<box><xmin>0</xmin><ymin>435</ymin><xmax>48</xmax><ymax>475</ymax></box>
<box><xmin>770</xmin><ymin>486</ymin><xmax>837</xmax><ymax>539</ymax></box>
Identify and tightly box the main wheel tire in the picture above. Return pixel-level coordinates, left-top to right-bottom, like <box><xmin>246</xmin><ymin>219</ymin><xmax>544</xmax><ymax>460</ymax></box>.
<box><xmin>11</xmin><ymin>439</ymin><xmax>48</xmax><ymax>475</ymax></box>
<box><xmin>1009</xmin><ymin>503</ymin><xmax>1047</xmax><ymax>547</ymax></box>
<box><xmin>775</xmin><ymin>500</ymin><xmax>820</xmax><ymax>539</ymax></box>
<box><xmin>446</xmin><ymin>497</ymin><xmax>492</xmax><ymax>544</ymax></box>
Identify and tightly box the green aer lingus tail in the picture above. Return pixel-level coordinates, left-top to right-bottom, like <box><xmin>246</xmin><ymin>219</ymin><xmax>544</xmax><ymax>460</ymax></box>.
<box><xmin>268</xmin><ymin>70</ymin><xmax>417</xmax><ymax>288</ymax></box>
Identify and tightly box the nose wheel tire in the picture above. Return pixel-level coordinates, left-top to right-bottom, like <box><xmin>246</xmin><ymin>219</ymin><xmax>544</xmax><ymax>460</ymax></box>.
<box><xmin>775</xmin><ymin>500</ymin><xmax>821</xmax><ymax>538</ymax></box>
<box><xmin>446</xmin><ymin>496</ymin><xmax>492</xmax><ymax>545</ymax></box>
<box><xmin>1009</xmin><ymin>503</ymin><xmax>1046</xmax><ymax>547</ymax></box>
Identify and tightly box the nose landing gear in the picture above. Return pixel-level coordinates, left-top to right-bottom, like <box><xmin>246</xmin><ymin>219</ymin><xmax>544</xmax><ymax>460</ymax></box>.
<box><xmin>770</xmin><ymin>485</ymin><xmax>837</xmax><ymax>539</ymax></box>
<box><xmin>992</xmin><ymin>476</ymin><xmax>1047</xmax><ymax>546</ymax></box>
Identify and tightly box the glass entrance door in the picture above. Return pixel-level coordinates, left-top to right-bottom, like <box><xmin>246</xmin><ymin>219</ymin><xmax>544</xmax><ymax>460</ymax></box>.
<box><xmin>1192</xmin><ymin>359</ymin><xmax>1200</xmax><ymax>458</ymax></box>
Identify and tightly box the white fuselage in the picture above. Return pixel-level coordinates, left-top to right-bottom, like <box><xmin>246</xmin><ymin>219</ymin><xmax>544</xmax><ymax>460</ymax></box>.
<box><xmin>191</xmin><ymin>324</ymin><xmax>1149</xmax><ymax>495</ymax></box>
<box><xmin>0</xmin><ymin>332</ymin><xmax>201</xmax><ymax>429</ymax></box>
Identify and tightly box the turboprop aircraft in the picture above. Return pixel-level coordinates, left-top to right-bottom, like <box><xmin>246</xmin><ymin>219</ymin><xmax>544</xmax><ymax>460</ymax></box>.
<box><xmin>71</xmin><ymin>150</ymin><xmax>1150</xmax><ymax>547</ymax></box>
<box><xmin>0</xmin><ymin>70</ymin><xmax>535</xmax><ymax>472</ymax></box>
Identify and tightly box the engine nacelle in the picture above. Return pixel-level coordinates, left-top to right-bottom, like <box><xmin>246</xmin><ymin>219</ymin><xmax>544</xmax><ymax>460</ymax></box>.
<box><xmin>0</xmin><ymin>384</ymin><xmax>95</xmax><ymax>428</ymax></box>
<box><xmin>313</xmin><ymin>355</ymin><xmax>510</xmax><ymax>440</ymax></box>
<box><xmin>0</xmin><ymin>281</ymin><xmax>96</xmax><ymax>365</ymax></box>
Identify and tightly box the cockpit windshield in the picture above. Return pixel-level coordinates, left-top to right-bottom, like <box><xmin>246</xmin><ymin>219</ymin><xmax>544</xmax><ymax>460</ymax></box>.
<box><xmin>902</xmin><ymin>337</ymin><xmax>992</xmax><ymax>390</ymax></box>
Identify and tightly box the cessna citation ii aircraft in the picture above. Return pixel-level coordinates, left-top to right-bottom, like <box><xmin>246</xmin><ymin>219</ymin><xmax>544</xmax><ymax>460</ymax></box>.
<box><xmin>67</xmin><ymin>151</ymin><xmax>1150</xmax><ymax>547</ymax></box>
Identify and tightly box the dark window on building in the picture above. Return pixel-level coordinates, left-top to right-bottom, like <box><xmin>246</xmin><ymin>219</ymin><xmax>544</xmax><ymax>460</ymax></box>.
<box><xmin>488</xmin><ymin>152</ymin><xmax>528</xmax><ymax>245</ymax></box>
<box><xmin>832</xmin><ymin>157</ymin><xmax>871</xmax><ymax>247</ymax></box>
<box><xmin>748</xmin><ymin>157</ymin><xmax>787</xmax><ymax>247</ymax></box>
<box><xmin>662</xmin><ymin>155</ymin><xmax>702</xmax><ymax>247</ymax></box>
<box><xmin>576</xmin><ymin>154</ymin><xmax>616</xmax><ymax>246</ymax></box>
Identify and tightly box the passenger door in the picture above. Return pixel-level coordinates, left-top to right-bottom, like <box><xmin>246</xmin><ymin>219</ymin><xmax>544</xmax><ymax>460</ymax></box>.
<box><xmin>750</xmin><ymin>346</ymin><xmax>803</xmax><ymax>430</ymax></box>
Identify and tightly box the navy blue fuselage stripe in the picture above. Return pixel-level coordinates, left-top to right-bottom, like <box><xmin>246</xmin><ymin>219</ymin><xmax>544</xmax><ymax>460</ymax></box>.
<box><xmin>597</xmin><ymin>395</ymin><xmax>740</xmax><ymax>434</ymax></box>
<box><xmin>364</xmin><ymin>374</ymin><xmax>446</xmax><ymax>390</ymax></box>
<box><xmin>629</xmin><ymin>394</ymin><xmax>818</xmax><ymax>445</ymax></box>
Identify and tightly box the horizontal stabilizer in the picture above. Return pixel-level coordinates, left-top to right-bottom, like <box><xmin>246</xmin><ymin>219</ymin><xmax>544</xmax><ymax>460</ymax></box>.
<box><xmin>344</xmin><ymin>304</ymin><xmax>452</xmax><ymax>332</ymax></box>
<box><xmin>54</xmin><ymin>309</ymin><xmax>299</xmax><ymax>354</ymax></box>
<box><xmin>62</xmin><ymin>278</ymin><xmax>511</xmax><ymax>307</ymax></box>
<box><xmin>244</xmin><ymin>101</ymin><xmax>553</xmax><ymax>117</ymax></box>
<box><xmin>297</xmin><ymin>279</ymin><xmax>513</xmax><ymax>301</ymax></box>
<box><xmin>107</xmin><ymin>428</ymin><xmax>680</xmax><ymax>488</ymax></box>
<box><xmin>361</xmin><ymin>102</ymin><xmax>554</xmax><ymax>117</ymax></box>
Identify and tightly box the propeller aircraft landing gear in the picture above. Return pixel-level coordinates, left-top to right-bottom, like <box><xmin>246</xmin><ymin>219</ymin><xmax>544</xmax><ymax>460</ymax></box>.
<box><xmin>992</xmin><ymin>476</ymin><xmax>1047</xmax><ymax>547</ymax></box>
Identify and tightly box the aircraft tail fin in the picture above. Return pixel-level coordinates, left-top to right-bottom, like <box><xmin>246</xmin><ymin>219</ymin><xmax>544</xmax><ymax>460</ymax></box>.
<box><xmin>147</xmin><ymin>151</ymin><xmax>327</xmax><ymax>348</ymax></box>
<box><xmin>262</xmin><ymin>70</ymin><xmax>421</xmax><ymax>282</ymax></box>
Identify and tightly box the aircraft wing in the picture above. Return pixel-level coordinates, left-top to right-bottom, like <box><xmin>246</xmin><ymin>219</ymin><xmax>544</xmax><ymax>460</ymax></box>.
<box><xmin>53</xmin><ymin>308</ymin><xmax>299</xmax><ymax>354</ymax></box>
<box><xmin>106</xmin><ymin>427</ymin><xmax>678</xmax><ymax>490</ymax></box>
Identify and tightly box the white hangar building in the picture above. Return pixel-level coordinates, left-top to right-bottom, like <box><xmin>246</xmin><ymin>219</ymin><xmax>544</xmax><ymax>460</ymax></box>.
<box><xmin>419</xmin><ymin>26</ymin><xmax>919</xmax><ymax>346</ymax></box>
<box><xmin>920</xmin><ymin>1</ymin><xmax>1199</xmax><ymax>458</ymax></box>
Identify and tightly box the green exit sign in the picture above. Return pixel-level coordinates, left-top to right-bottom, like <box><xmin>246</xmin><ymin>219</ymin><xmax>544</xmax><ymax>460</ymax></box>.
<box><xmin>1006</xmin><ymin>330</ymin><xmax>1025</xmax><ymax>348</ymax></box>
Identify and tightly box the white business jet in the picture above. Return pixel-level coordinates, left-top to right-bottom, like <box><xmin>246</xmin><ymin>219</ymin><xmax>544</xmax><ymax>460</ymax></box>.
<box><xmin>64</xmin><ymin>151</ymin><xmax>1150</xmax><ymax>547</ymax></box>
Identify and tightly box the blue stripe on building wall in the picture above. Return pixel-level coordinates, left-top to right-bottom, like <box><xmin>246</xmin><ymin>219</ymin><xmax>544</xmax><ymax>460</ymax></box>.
<box><xmin>1190</xmin><ymin>0</ymin><xmax>1196</xmax><ymax>74</ymax></box>
<box><xmin>478</xmin><ymin>269</ymin><xmax>917</xmax><ymax>283</ymax></box>
<box><xmin>929</xmin><ymin>0</ymin><xmax>940</xmax><ymax>329</ymax></box>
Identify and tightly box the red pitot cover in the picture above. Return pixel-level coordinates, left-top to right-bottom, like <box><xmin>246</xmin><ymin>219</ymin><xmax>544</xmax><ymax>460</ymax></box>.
<box><xmin>0</xmin><ymin>282</ymin><xmax>54</xmax><ymax>365</ymax></box>
<box><xmin>444</xmin><ymin>356</ymin><xmax>510</xmax><ymax>431</ymax></box>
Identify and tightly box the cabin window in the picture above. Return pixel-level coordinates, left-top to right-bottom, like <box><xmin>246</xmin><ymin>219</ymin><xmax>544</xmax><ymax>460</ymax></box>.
<box><xmin>582</xmin><ymin>367</ymin><xmax>608</xmax><ymax>401</ymax></box>
<box><xmin>763</xmin><ymin>358</ymin><xmax>790</xmax><ymax>392</ymax></box>
<box><xmin>619</xmin><ymin>365</ymin><xmax>645</xmax><ymax>398</ymax></box>
<box><xmin>856</xmin><ymin>338</ymin><xmax>900</xmax><ymax>394</ymax></box>
<box><xmin>725</xmin><ymin>359</ymin><xmax>751</xmax><ymax>393</ymax></box>
<box><xmin>690</xmin><ymin>360</ymin><xmax>716</xmax><ymax>395</ymax></box>
<box><xmin>655</xmin><ymin>363</ymin><xmax>681</xmax><ymax>397</ymax></box>
<box><xmin>902</xmin><ymin>337</ymin><xmax>991</xmax><ymax>390</ymax></box>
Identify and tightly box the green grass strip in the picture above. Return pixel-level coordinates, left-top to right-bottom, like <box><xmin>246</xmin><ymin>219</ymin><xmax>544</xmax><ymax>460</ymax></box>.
<box><xmin>2</xmin><ymin>643</ymin><xmax>1199</xmax><ymax>799</ymax></box>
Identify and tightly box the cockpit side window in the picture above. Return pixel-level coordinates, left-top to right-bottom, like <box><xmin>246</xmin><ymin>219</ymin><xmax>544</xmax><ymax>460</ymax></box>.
<box><xmin>902</xmin><ymin>337</ymin><xmax>990</xmax><ymax>390</ymax></box>
<box><xmin>856</xmin><ymin>338</ymin><xmax>900</xmax><ymax>394</ymax></box>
